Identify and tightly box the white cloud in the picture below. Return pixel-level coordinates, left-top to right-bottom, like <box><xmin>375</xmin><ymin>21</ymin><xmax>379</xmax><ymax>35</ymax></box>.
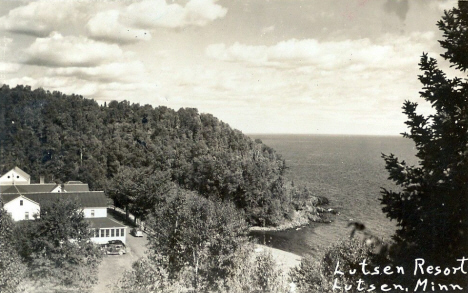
<box><xmin>3</xmin><ymin>76</ymin><xmax>99</xmax><ymax>97</ymax></box>
<box><xmin>3</xmin><ymin>75</ymin><xmax>159</xmax><ymax>103</ymax></box>
<box><xmin>125</xmin><ymin>0</ymin><xmax>227</xmax><ymax>29</ymax></box>
<box><xmin>0</xmin><ymin>1</ymin><xmax>83</xmax><ymax>36</ymax></box>
<box><xmin>85</xmin><ymin>0</ymin><xmax>227</xmax><ymax>43</ymax></box>
<box><xmin>24</xmin><ymin>32</ymin><xmax>124</xmax><ymax>67</ymax></box>
<box><xmin>206</xmin><ymin>32</ymin><xmax>435</xmax><ymax>71</ymax></box>
<box><xmin>46</xmin><ymin>61</ymin><xmax>147</xmax><ymax>83</ymax></box>
<box><xmin>86</xmin><ymin>10</ymin><xmax>152</xmax><ymax>44</ymax></box>
<box><xmin>0</xmin><ymin>0</ymin><xmax>226</xmax><ymax>42</ymax></box>
<box><xmin>0</xmin><ymin>62</ymin><xmax>21</xmax><ymax>73</ymax></box>
<box><xmin>433</xmin><ymin>0</ymin><xmax>457</xmax><ymax>12</ymax></box>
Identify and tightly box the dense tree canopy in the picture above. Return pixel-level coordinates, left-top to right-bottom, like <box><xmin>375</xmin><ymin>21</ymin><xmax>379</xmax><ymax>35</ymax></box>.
<box><xmin>0</xmin><ymin>85</ymin><xmax>322</xmax><ymax>225</ymax></box>
<box><xmin>146</xmin><ymin>191</ymin><xmax>249</xmax><ymax>289</ymax></box>
<box><xmin>381</xmin><ymin>4</ymin><xmax>468</xmax><ymax>264</ymax></box>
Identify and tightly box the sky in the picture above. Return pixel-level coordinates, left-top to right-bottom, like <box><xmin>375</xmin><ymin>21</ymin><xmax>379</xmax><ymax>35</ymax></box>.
<box><xmin>0</xmin><ymin>0</ymin><xmax>460</xmax><ymax>135</ymax></box>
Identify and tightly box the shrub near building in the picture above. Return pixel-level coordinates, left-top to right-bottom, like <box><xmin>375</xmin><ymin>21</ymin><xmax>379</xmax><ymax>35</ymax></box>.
<box><xmin>12</xmin><ymin>198</ymin><xmax>102</xmax><ymax>291</ymax></box>
<box><xmin>0</xmin><ymin>208</ymin><xmax>26</xmax><ymax>293</ymax></box>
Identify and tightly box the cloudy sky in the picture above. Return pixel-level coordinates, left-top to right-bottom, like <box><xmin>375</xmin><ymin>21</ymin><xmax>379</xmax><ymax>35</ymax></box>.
<box><xmin>0</xmin><ymin>0</ymin><xmax>459</xmax><ymax>135</ymax></box>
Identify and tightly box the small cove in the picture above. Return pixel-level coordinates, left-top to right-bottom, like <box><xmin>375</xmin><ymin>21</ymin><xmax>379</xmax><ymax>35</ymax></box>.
<box><xmin>248</xmin><ymin>134</ymin><xmax>417</xmax><ymax>258</ymax></box>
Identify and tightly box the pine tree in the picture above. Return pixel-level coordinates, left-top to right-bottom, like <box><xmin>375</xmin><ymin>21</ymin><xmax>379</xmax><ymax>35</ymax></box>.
<box><xmin>381</xmin><ymin>3</ymin><xmax>468</xmax><ymax>263</ymax></box>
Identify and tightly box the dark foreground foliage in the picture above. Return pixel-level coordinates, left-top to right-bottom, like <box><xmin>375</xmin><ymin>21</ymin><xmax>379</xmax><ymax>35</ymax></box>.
<box><xmin>380</xmin><ymin>4</ymin><xmax>468</xmax><ymax>286</ymax></box>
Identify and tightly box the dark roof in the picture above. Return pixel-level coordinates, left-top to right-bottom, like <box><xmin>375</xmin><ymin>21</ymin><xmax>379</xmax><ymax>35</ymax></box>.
<box><xmin>64</xmin><ymin>183</ymin><xmax>89</xmax><ymax>192</ymax></box>
<box><xmin>0</xmin><ymin>194</ymin><xmax>33</xmax><ymax>205</ymax></box>
<box><xmin>0</xmin><ymin>185</ymin><xmax>17</xmax><ymax>193</ymax></box>
<box><xmin>86</xmin><ymin>217</ymin><xmax>126</xmax><ymax>229</ymax></box>
<box><xmin>2</xmin><ymin>192</ymin><xmax>108</xmax><ymax>207</ymax></box>
<box><xmin>0</xmin><ymin>184</ymin><xmax>58</xmax><ymax>194</ymax></box>
<box><xmin>12</xmin><ymin>166</ymin><xmax>30</xmax><ymax>179</ymax></box>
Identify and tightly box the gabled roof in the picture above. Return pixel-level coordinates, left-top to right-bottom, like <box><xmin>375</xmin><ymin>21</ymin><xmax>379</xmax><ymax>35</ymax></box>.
<box><xmin>2</xmin><ymin>194</ymin><xmax>21</xmax><ymax>204</ymax></box>
<box><xmin>87</xmin><ymin>217</ymin><xmax>126</xmax><ymax>229</ymax></box>
<box><xmin>64</xmin><ymin>183</ymin><xmax>89</xmax><ymax>192</ymax></box>
<box><xmin>12</xmin><ymin>166</ymin><xmax>30</xmax><ymax>179</ymax></box>
<box><xmin>1</xmin><ymin>192</ymin><xmax>108</xmax><ymax>208</ymax></box>
<box><xmin>0</xmin><ymin>184</ymin><xmax>58</xmax><ymax>194</ymax></box>
<box><xmin>1</xmin><ymin>194</ymin><xmax>40</xmax><ymax>206</ymax></box>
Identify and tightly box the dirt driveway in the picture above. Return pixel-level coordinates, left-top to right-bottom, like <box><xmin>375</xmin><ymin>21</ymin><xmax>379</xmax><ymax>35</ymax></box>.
<box><xmin>93</xmin><ymin>231</ymin><xmax>148</xmax><ymax>293</ymax></box>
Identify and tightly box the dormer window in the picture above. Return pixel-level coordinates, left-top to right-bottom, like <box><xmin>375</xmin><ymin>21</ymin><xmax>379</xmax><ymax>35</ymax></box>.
<box><xmin>7</xmin><ymin>176</ymin><xmax>10</xmax><ymax>178</ymax></box>
<box><xmin>20</xmin><ymin>200</ymin><xmax>23</xmax><ymax>206</ymax></box>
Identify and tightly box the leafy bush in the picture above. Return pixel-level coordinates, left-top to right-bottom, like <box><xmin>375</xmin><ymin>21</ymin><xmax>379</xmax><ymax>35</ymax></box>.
<box><xmin>144</xmin><ymin>191</ymin><xmax>249</xmax><ymax>291</ymax></box>
<box><xmin>11</xmin><ymin>199</ymin><xmax>102</xmax><ymax>290</ymax></box>
<box><xmin>219</xmin><ymin>247</ymin><xmax>290</xmax><ymax>293</ymax></box>
<box><xmin>290</xmin><ymin>238</ymin><xmax>379</xmax><ymax>293</ymax></box>
<box><xmin>113</xmin><ymin>252</ymin><xmax>175</xmax><ymax>293</ymax></box>
<box><xmin>0</xmin><ymin>208</ymin><xmax>26</xmax><ymax>293</ymax></box>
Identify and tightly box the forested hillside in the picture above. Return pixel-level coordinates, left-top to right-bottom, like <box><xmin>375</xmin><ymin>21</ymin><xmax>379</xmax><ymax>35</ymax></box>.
<box><xmin>0</xmin><ymin>85</ymin><xmax>323</xmax><ymax>226</ymax></box>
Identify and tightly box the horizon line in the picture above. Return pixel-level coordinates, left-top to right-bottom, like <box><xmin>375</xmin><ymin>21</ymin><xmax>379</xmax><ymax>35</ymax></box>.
<box><xmin>245</xmin><ymin>133</ymin><xmax>403</xmax><ymax>137</ymax></box>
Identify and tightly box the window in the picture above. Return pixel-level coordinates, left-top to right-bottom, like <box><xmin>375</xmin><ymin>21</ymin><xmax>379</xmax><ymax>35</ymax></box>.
<box><xmin>101</xmin><ymin>229</ymin><xmax>105</xmax><ymax>237</ymax></box>
<box><xmin>17</xmin><ymin>176</ymin><xmax>19</xmax><ymax>179</ymax></box>
<box><xmin>25</xmin><ymin>212</ymin><xmax>29</xmax><ymax>220</ymax></box>
<box><xmin>121</xmin><ymin>228</ymin><xmax>125</xmax><ymax>236</ymax></box>
<box><xmin>20</xmin><ymin>200</ymin><xmax>23</xmax><ymax>206</ymax></box>
<box><xmin>116</xmin><ymin>229</ymin><xmax>120</xmax><ymax>237</ymax></box>
<box><xmin>106</xmin><ymin>229</ymin><xmax>109</xmax><ymax>237</ymax></box>
<box><xmin>7</xmin><ymin>175</ymin><xmax>10</xmax><ymax>178</ymax></box>
<box><xmin>91</xmin><ymin>210</ymin><xmax>95</xmax><ymax>217</ymax></box>
<box><xmin>95</xmin><ymin>229</ymin><xmax>99</xmax><ymax>237</ymax></box>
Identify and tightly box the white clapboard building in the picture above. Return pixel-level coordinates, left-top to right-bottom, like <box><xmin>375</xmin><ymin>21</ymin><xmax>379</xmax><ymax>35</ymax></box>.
<box><xmin>0</xmin><ymin>167</ymin><xmax>126</xmax><ymax>244</ymax></box>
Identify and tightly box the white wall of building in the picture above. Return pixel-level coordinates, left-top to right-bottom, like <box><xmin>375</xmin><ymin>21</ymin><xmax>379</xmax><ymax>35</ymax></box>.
<box><xmin>83</xmin><ymin>207</ymin><xmax>107</xmax><ymax>218</ymax></box>
<box><xmin>4</xmin><ymin>196</ymin><xmax>40</xmax><ymax>221</ymax></box>
<box><xmin>0</xmin><ymin>170</ymin><xmax>30</xmax><ymax>185</ymax></box>
<box><xmin>90</xmin><ymin>227</ymin><xmax>126</xmax><ymax>244</ymax></box>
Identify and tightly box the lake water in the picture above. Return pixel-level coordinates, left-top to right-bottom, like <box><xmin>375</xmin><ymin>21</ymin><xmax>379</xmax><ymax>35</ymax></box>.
<box><xmin>248</xmin><ymin>134</ymin><xmax>418</xmax><ymax>259</ymax></box>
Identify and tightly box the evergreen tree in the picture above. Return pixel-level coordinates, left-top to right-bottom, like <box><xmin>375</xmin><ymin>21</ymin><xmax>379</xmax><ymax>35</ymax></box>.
<box><xmin>381</xmin><ymin>3</ymin><xmax>468</xmax><ymax>264</ymax></box>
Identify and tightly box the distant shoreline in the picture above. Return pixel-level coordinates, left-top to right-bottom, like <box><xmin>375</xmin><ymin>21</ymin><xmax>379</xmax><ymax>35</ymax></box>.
<box><xmin>247</xmin><ymin>133</ymin><xmax>402</xmax><ymax>137</ymax></box>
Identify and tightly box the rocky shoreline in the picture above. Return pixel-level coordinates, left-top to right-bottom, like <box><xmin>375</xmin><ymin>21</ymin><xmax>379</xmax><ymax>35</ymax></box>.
<box><xmin>249</xmin><ymin>207</ymin><xmax>338</xmax><ymax>232</ymax></box>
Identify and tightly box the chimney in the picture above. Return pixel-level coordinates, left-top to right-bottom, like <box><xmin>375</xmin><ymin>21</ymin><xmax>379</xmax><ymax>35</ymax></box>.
<box><xmin>40</xmin><ymin>175</ymin><xmax>45</xmax><ymax>184</ymax></box>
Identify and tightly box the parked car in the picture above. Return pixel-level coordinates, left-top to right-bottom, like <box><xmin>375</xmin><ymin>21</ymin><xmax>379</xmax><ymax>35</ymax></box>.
<box><xmin>102</xmin><ymin>240</ymin><xmax>127</xmax><ymax>255</ymax></box>
<box><xmin>131</xmin><ymin>227</ymin><xmax>144</xmax><ymax>237</ymax></box>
